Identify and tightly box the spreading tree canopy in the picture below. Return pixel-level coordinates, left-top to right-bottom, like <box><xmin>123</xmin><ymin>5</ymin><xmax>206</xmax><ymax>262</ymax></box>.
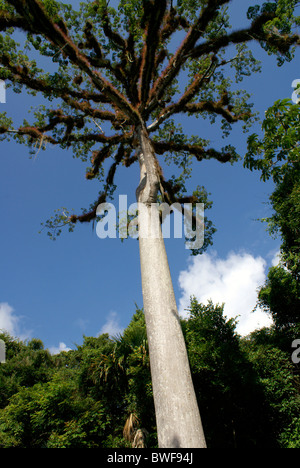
<box><xmin>0</xmin><ymin>0</ymin><xmax>299</xmax><ymax>240</ymax></box>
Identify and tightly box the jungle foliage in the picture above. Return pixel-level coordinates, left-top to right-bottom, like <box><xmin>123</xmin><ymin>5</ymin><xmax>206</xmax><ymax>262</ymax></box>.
<box><xmin>0</xmin><ymin>300</ymin><xmax>299</xmax><ymax>448</ymax></box>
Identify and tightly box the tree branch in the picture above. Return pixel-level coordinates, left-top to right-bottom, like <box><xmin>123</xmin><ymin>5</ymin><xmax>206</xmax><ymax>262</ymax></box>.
<box><xmin>147</xmin><ymin>55</ymin><xmax>218</xmax><ymax>130</ymax></box>
<box><xmin>183</xmin><ymin>93</ymin><xmax>252</xmax><ymax>123</ymax></box>
<box><xmin>1</xmin><ymin>120</ymin><xmax>133</xmax><ymax>149</ymax></box>
<box><xmin>81</xmin><ymin>20</ymin><xmax>140</xmax><ymax>104</ymax></box>
<box><xmin>73</xmin><ymin>143</ymin><xmax>131</xmax><ymax>223</ymax></box>
<box><xmin>6</xmin><ymin>0</ymin><xmax>142</xmax><ymax>125</ymax></box>
<box><xmin>138</xmin><ymin>0</ymin><xmax>167</xmax><ymax>107</ymax></box>
<box><xmin>71</xmin><ymin>192</ymin><xmax>107</xmax><ymax>224</ymax></box>
<box><xmin>101</xmin><ymin>8</ymin><xmax>127</xmax><ymax>51</ymax></box>
<box><xmin>189</xmin><ymin>11</ymin><xmax>300</xmax><ymax>59</ymax></box>
<box><xmin>160</xmin><ymin>7</ymin><xmax>190</xmax><ymax>42</ymax></box>
<box><xmin>148</xmin><ymin>0</ymin><xmax>231</xmax><ymax>110</ymax></box>
<box><xmin>60</xmin><ymin>96</ymin><xmax>127</xmax><ymax>130</ymax></box>
<box><xmin>86</xmin><ymin>145</ymin><xmax>112</xmax><ymax>180</ymax></box>
<box><xmin>0</xmin><ymin>11</ymin><xmax>35</xmax><ymax>31</ymax></box>
<box><xmin>152</xmin><ymin>140</ymin><xmax>233</xmax><ymax>163</ymax></box>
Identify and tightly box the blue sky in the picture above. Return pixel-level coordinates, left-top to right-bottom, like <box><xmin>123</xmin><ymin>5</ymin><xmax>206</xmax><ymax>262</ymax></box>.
<box><xmin>0</xmin><ymin>0</ymin><xmax>299</xmax><ymax>352</ymax></box>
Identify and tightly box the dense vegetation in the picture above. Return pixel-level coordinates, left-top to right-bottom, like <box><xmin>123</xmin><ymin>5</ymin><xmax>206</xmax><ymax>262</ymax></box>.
<box><xmin>0</xmin><ymin>96</ymin><xmax>299</xmax><ymax>449</ymax></box>
<box><xmin>0</xmin><ymin>297</ymin><xmax>299</xmax><ymax>448</ymax></box>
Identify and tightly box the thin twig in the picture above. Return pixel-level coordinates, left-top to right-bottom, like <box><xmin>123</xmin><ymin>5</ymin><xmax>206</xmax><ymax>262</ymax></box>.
<box><xmin>92</xmin><ymin>118</ymin><xmax>105</xmax><ymax>134</ymax></box>
<box><xmin>34</xmin><ymin>133</ymin><xmax>46</xmax><ymax>159</ymax></box>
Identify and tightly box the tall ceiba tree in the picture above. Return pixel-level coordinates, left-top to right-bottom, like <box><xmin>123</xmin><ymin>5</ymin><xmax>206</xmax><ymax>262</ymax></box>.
<box><xmin>0</xmin><ymin>0</ymin><xmax>299</xmax><ymax>448</ymax></box>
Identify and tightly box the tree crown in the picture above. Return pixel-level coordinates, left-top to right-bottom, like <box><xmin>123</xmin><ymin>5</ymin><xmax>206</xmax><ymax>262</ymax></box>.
<box><xmin>1</xmin><ymin>0</ymin><xmax>299</xmax><ymax>247</ymax></box>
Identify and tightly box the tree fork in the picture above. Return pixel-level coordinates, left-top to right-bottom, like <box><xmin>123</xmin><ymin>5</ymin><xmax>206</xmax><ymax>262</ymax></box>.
<box><xmin>136</xmin><ymin>125</ymin><xmax>206</xmax><ymax>448</ymax></box>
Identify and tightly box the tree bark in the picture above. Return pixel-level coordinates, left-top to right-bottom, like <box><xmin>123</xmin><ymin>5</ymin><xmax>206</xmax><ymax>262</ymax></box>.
<box><xmin>136</xmin><ymin>124</ymin><xmax>207</xmax><ymax>448</ymax></box>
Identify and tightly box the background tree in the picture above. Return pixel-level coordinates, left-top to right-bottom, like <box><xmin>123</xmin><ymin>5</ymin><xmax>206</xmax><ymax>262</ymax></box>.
<box><xmin>244</xmin><ymin>98</ymin><xmax>300</xmax><ymax>447</ymax></box>
<box><xmin>81</xmin><ymin>308</ymin><xmax>156</xmax><ymax>447</ymax></box>
<box><xmin>241</xmin><ymin>332</ymin><xmax>300</xmax><ymax>448</ymax></box>
<box><xmin>1</xmin><ymin>300</ymin><xmax>299</xmax><ymax>448</ymax></box>
<box><xmin>1</xmin><ymin>0</ymin><xmax>300</xmax><ymax>447</ymax></box>
<box><xmin>245</xmin><ymin>99</ymin><xmax>300</xmax><ymax>277</ymax></box>
<box><xmin>245</xmin><ymin>99</ymin><xmax>300</xmax><ymax>331</ymax></box>
<box><xmin>0</xmin><ymin>332</ymin><xmax>53</xmax><ymax>408</ymax></box>
<box><xmin>0</xmin><ymin>310</ymin><xmax>153</xmax><ymax>448</ymax></box>
<box><xmin>182</xmin><ymin>298</ymin><xmax>275</xmax><ymax>447</ymax></box>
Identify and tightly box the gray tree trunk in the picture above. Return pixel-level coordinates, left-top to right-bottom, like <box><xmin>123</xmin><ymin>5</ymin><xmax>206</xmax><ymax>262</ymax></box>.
<box><xmin>136</xmin><ymin>125</ymin><xmax>207</xmax><ymax>449</ymax></box>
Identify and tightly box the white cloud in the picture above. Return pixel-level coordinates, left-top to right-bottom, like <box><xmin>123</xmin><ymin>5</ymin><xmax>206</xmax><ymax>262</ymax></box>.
<box><xmin>49</xmin><ymin>342</ymin><xmax>72</xmax><ymax>355</ymax></box>
<box><xmin>0</xmin><ymin>303</ymin><xmax>32</xmax><ymax>341</ymax></box>
<box><xmin>0</xmin><ymin>302</ymin><xmax>20</xmax><ymax>336</ymax></box>
<box><xmin>178</xmin><ymin>251</ymin><xmax>273</xmax><ymax>336</ymax></box>
<box><xmin>271</xmin><ymin>250</ymin><xmax>281</xmax><ymax>267</ymax></box>
<box><xmin>98</xmin><ymin>311</ymin><xmax>124</xmax><ymax>337</ymax></box>
<box><xmin>75</xmin><ymin>317</ymin><xmax>90</xmax><ymax>332</ymax></box>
